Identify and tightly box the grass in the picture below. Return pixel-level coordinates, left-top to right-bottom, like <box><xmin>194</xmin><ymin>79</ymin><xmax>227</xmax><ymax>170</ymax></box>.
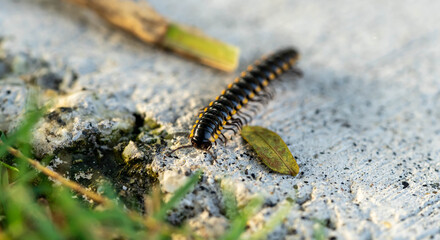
<box><xmin>220</xmin><ymin>184</ymin><xmax>293</xmax><ymax>240</ymax></box>
<box><xmin>312</xmin><ymin>219</ymin><xmax>327</xmax><ymax>240</ymax></box>
<box><xmin>0</xmin><ymin>103</ymin><xmax>291</xmax><ymax>239</ymax></box>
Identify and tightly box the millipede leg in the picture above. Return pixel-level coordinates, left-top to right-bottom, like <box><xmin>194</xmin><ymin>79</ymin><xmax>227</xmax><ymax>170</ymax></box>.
<box><xmin>172</xmin><ymin>132</ymin><xmax>190</xmax><ymax>137</ymax></box>
<box><xmin>226</xmin><ymin>122</ymin><xmax>241</xmax><ymax>130</ymax></box>
<box><xmin>266</xmin><ymin>88</ymin><xmax>275</xmax><ymax>100</ymax></box>
<box><xmin>248</xmin><ymin>98</ymin><xmax>264</xmax><ymax>104</ymax></box>
<box><xmin>229</xmin><ymin>118</ymin><xmax>243</xmax><ymax>128</ymax></box>
<box><xmin>252</xmin><ymin>96</ymin><xmax>269</xmax><ymax>105</ymax></box>
<box><xmin>246</xmin><ymin>105</ymin><xmax>261</xmax><ymax>115</ymax></box>
<box><xmin>204</xmin><ymin>150</ymin><xmax>217</xmax><ymax>161</ymax></box>
<box><xmin>224</xmin><ymin>127</ymin><xmax>238</xmax><ymax>134</ymax></box>
<box><xmin>236</xmin><ymin>118</ymin><xmax>244</xmax><ymax>126</ymax></box>
<box><xmin>167</xmin><ymin>144</ymin><xmax>194</xmax><ymax>157</ymax></box>
<box><xmin>220</xmin><ymin>133</ymin><xmax>228</xmax><ymax>146</ymax></box>
<box><xmin>262</xmin><ymin>92</ymin><xmax>273</xmax><ymax>101</ymax></box>
<box><xmin>218</xmin><ymin>133</ymin><xmax>226</xmax><ymax>144</ymax></box>
<box><xmin>290</xmin><ymin>67</ymin><xmax>303</xmax><ymax>77</ymax></box>
<box><xmin>235</xmin><ymin>112</ymin><xmax>247</xmax><ymax>124</ymax></box>
<box><xmin>237</xmin><ymin>111</ymin><xmax>252</xmax><ymax>124</ymax></box>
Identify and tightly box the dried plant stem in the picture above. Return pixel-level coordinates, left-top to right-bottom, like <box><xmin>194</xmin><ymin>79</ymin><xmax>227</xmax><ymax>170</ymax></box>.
<box><xmin>64</xmin><ymin>0</ymin><xmax>239</xmax><ymax>72</ymax></box>
<box><xmin>65</xmin><ymin>0</ymin><xmax>168</xmax><ymax>44</ymax></box>
<box><xmin>1</xmin><ymin>141</ymin><xmax>109</xmax><ymax>205</ymax></box>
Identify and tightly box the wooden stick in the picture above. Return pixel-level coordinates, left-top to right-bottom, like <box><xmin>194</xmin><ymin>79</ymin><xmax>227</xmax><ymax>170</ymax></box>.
<box><xmin>66</xmin><ymin>0</ymin><xmax>168</xmax><ymax>44</ymax></box>
<box><xmin>1</xmin><ymin>140</ymin><xmax>109</xmax><ymax>205</ymax></box>
<box><xmin>64</xmin><ymin>0</ymin><xmax>239</xmax><ymax>72</ymax></box>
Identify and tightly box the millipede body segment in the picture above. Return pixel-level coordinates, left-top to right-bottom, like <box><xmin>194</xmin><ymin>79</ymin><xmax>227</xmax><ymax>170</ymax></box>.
<box><xmin>172</xmin><ymin>48</ymin><xmax>301</xmax><ymax>156</ymax></box>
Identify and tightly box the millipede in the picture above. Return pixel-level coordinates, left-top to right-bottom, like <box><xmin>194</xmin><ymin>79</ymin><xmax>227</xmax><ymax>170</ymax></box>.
<box><xmin>169</xmin><ymin>47</ymin><xmax>301</xmax><ymax>159</ymax></box>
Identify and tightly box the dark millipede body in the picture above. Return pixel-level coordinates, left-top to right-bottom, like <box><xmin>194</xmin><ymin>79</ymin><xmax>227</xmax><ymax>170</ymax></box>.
<box><xmin>170</xmin><ymin>48</ymin><xmax>301</xmax><ymax>158</ymax></box>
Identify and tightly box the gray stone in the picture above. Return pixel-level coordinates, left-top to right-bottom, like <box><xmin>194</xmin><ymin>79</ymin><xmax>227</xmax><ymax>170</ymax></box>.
<box><xmin>32</xmin><ymin>90</ymin><xmax>136</xmax><ymax>157</ymax></box>
<box><xmin>122</xmin><ymin>140</ymin><xmax>144</xmax><ymax>163</ymax></box>
<box><xmin>0</xmin><ymin>78</ymin><xmax>28</xmax><ymax>133</ymax></box>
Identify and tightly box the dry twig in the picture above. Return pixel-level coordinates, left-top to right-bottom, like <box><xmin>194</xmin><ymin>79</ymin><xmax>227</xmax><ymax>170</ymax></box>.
<box><xmin>64</xmin><ymin>0</ymin><xmax>239</xmax><ymax>72</ymax></box>
<box><xmin>1</xmin><ymin>140</ymin><xmax>109</xmax><ymax>205</ymax></box>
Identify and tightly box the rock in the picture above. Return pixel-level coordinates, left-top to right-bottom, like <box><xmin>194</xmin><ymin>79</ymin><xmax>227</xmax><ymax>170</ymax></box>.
<box><xmin>160</xmin><ymin>170</ymin><xmax>188</xmax><ymax>195</ymax></box>
<box><xmin>32</xmin><ymin>90</ymin><xmax>135</xmax><ymax>157</ymax></box>
<box><xmin>187</xmin><ymin>211</ymin><xmax>229</xmax><ymax>240</ymax></box>
<box><xmin>0</xmin><ymin>61</ymin><xmax>9</xmax><ymax>78</ymax></box>
<box><xmin>0</xmin><ymin>79</ymin><xmax>27</xmax><ymax>133</ymax></box>
<box><xmin>122</xmin><ymin>140</ymin><xmax>144</xmax><ymax>163</ymax></box>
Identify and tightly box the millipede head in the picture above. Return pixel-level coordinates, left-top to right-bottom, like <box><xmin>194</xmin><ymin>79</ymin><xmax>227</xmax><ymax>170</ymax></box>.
<box><xmin>191</xmin><ymin>137</ymin><xmax>212</xmax><ymax>151</ymax></box>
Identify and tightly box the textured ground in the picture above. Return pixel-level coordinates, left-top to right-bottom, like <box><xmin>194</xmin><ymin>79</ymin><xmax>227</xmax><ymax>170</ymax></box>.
<box><xmin>1</xmin><ymin>0</ymin><xmax>440</xmax><ymax>239</ymax></box>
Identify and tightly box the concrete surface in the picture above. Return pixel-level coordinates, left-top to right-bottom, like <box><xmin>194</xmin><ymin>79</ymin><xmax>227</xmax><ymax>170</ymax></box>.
<box><xmin>1</xmin><ymin>0</ymin><xmax>440</xmax><ymax>239</ymax></box>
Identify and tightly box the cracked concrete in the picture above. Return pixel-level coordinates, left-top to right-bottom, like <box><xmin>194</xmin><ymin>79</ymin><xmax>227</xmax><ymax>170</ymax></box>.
<box><xmin>1</xmin><ymin>0</ymin><xmax>440</xmax><ymax>239</ymax></box>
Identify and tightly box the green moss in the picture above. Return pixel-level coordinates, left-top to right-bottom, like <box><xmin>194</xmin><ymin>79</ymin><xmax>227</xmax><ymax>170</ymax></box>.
<box><xmin>144</xmin><ymin>118</ymin><xmax>161</xmax><ymax>130</ymax></box>
<box><xmin>144</xmin><ymin>165</ymin><xmax>159</xmax><ymax>180</ymax></box>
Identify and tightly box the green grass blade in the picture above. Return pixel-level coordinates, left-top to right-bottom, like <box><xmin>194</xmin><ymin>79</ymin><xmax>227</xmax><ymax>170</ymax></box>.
<box><xmin>312</xmin><ymin>219</ymin><xmax>327</xmax><ymax>240</ymax></box>
<box><xmin>0</xmin><ymin>166</ymin><xmax>9</xmax><ymax>187</ymax></box>
<box><xmin>0</xmin><ymin>108</ymin><xmax>45</xmax><ymax>158</ymax></box>
<box><xmin>249</xmin><ymin>201</ymin><xmax>292</xmax><ymax>240</ymax></box>
<box><xmin>4</xmin><ymin>186</ymin><xmax>63</xmax><ymax>240</ymax></box>
<box><xmin>0</xmin><ymin>141</ymin><xmax>9</xmax><ymax>161</ymax></box>
<box><xmin>221</xmin><ymin>184</ymin><xmax>238</xmax><ymax>220</ymax></box>
<box><xmin>220</xmin><ymin>197</ymin><xmax>264</xmax><ymax>240</ymax></box>
<box><xmin>0</xmin><ymin>161</ymin><xmax>19</xmax><ymax>172</ymax></box>
<box><xmin>154</xmin><ymin>170</ymin><xmax>201</xmax><ymax>221</ymax></box>
<box><xmin>53</xmin><ymin>189</ymin><xmax>100</xmax><ymax>239</ymax></box>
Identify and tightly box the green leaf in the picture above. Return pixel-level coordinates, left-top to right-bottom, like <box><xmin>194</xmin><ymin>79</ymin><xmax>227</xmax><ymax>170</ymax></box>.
<box><xmin>241</xmin><ymin>126</ymin><xmax>299</xmax><ymax>176</ymax></box>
